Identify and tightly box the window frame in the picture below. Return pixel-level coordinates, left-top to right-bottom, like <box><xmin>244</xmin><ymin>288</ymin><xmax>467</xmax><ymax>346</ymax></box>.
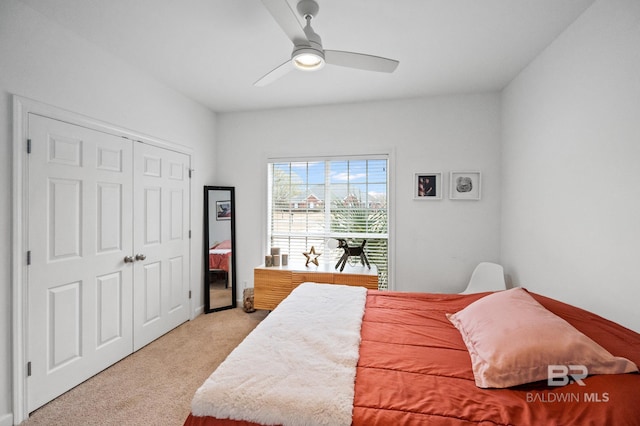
<box><xmin>265</xmin><ymin>153</ymin><xmax>394</xmax><ymax>289</ymax></box>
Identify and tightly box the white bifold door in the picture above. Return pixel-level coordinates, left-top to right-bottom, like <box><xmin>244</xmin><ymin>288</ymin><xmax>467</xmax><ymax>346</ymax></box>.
<box><xmin>26</xmin><ymin>114</ymin><xmax>190</xmax><ymax>412</ymax></box>
<box><xmin>133</xmin><ymin>142</ymin><xmax>191</xmax><ymax>351</ymax></box>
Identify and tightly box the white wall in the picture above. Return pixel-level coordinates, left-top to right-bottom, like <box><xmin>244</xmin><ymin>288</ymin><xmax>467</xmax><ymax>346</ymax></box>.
<box><xmin>501</xmin><ymin>0</ymin><xmax>640</xmax><ymax>332</ymax></box>
<box><xmin>216</xmin><ymin>94</ymin><xmax>502</xmax><ymax>297</ymax></box>
<box><xmin>0</xmin><ymin>1</ymin><xmax>217</xmax><ymax>423</ymax></box>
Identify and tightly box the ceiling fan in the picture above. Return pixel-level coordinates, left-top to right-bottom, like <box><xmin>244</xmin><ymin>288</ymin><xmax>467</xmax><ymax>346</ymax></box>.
<box><xmin>255</xmin><ymin>0</ymin><xmax>399</xmax><ymax>86</ymax></box>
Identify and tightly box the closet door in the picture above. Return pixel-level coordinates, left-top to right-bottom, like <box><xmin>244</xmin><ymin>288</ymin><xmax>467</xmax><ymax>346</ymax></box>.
<box><xmin>132</xmin><ymin>143</ymin><xmax>190</xmax><ymax>350</ymax></box>
<box><xmin>27</xmin><ymin>114</ymin><xmax>134</xmax><ymax>411</ymax></box>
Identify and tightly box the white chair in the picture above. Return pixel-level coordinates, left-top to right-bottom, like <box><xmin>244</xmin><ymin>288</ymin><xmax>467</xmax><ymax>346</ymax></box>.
<box><xmin>460</xmin><ymin>262</ymin><xmax>506</xmax><ymax>294</ymax></box>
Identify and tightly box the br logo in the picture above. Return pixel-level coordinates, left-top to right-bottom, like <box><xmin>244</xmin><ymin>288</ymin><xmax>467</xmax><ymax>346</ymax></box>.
<box><xmin>547</xmin><ymin>365</ymin><xmax>588</xmax><ymax>386</ymax></box>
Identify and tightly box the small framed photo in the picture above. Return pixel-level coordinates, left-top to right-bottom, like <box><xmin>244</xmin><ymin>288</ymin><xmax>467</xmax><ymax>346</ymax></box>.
<box><xmin>216</xmin><ymin>200</ymin><xmax>232</xmax><ymax>220</ymax></box>
<box><xmin>414</xmin><ymin>172</ymin><xmax>442</xmax><ymax>200</ymax></box>
<box><xmin>450</xmin><ymin>171</ymin><xmax>481</xmax><ymax>200</ymax></box>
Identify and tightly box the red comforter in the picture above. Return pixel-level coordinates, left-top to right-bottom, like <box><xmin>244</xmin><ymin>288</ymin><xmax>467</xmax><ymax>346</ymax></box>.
<box><xmin>185</xmin><ymin>290</ymin><xmax>640</xmax><ymax>425</ymax></box>
<box><xmin>209</xmin><ymin>250</ymin><xmax>231</xmax><ymax>272</ymax></box>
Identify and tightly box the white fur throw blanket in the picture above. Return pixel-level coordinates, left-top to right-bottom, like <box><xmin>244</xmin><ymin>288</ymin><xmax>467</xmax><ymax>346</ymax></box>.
<box><xmin>191</xmin><ymin>282</ymin><xmax>368</xmax><ymax>426</ymax></box>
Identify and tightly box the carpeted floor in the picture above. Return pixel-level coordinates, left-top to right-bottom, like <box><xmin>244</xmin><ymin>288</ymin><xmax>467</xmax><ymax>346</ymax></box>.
<box><xmin>209</xmin><ymin>278</ymin><xmax>233</xmax><ymax>310</ymax></box>
<box><xmin>21</xmin><ymin>307</ymin><xmax>268</xmax><ymax>426</ymax></box>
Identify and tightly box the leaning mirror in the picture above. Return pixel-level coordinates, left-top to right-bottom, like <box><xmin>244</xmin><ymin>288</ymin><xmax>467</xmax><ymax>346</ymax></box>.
<box><xmin>204</xmin><ymin>186</ymin><xmax>236</xmax><ymax>313</ymax></box>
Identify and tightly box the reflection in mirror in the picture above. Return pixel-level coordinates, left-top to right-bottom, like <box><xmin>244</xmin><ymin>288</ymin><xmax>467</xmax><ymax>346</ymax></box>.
<box><xmin>204</xmin><ymin>186</ymin><xmax>236</xmax><ymax>313</ymax></box>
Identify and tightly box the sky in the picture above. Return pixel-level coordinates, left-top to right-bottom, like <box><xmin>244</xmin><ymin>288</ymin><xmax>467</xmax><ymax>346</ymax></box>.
<box><xmin>273</xmin><ymin>159</ymin><xmax>387</xmax><ymax>203</ymax></box>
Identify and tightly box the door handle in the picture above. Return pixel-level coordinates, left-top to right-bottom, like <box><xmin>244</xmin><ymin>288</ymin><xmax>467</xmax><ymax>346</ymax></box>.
<box><xmin>124</xmin><ymin>255</ymin><xmax>135</xmax><ymax>263</ymax></box>
<box><xmin>135</xmin><ymin>253</ymin><xmax>147</xmax><ymax>261</ymax></box>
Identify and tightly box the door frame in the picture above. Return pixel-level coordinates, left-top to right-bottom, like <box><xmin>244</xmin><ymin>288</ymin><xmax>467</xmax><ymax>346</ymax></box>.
<box><xmin>11</xmin><ymin>95</ymin><xmax>194</xmax><ymax>423</ymax></box>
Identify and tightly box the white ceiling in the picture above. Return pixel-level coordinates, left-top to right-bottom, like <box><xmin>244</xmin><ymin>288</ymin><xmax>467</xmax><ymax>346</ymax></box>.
<box><xmin>20</xmin><ymin>0</ymin><xmax>594</xmax><ymax>113</ymax></box>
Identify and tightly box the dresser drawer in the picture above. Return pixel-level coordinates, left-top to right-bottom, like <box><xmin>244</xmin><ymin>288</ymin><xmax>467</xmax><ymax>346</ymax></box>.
<box><xmin>253</xmin><ymin>264</ymin><xmax>378</xmax><ymax>310</ymax></box>
<box><xmin>291</xmin><ymin>272</ymin><xmax>334</xmax><ymax>288</ymax></box>
<box><xmin>254</xmin><ymin>269</ymin><xmax>291</xmax><ymax>310</ymax></box>
<box><xmin>333</xmin><ymin>272</ymin><xmax>378</xmax><ymax>289</ymax></box>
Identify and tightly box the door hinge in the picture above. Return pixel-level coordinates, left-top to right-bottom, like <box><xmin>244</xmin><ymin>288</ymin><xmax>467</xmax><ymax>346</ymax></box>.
<box><xmin>27</xmin><ymin>362</ymin><xmax>31</xmax><ymax>377</ymax></box>
<box><xmin>27</xmin><ymin>139</ymin><xmax>32</xmax><ymax>154</ymax></box>
<box><xmin>188</xmin><ymin>230</ymin><xmax>191</xmax><ymax>239</ymax></box>
<box><xmin>27</xmin><ymin>251</ymin><xmax>31</xmax><ymax>265</ymax></box>
<box><xmin>188</xmin><ymin>290</ymin><xmax>192</xmax><ymax>299</ymax></box>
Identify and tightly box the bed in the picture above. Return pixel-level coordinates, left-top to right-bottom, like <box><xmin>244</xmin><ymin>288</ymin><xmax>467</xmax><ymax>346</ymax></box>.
<box><xmin>185</xmin><ymin>283</ymin><xmax>640</xmax><ymax>426</ymax></box>
<box><xmin>209</xmin><ymin>240</ymin><xmax>232</xmax><ymax>272</ymax></box>
<box><xmin>209</xmin><ymin>240</ymin><xmax>232</xmax><ymax>286</ymax></box>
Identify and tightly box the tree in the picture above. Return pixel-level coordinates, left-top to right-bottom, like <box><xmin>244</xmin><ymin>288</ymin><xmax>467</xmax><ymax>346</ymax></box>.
<box><xmin>272</xmin><ymin>167</ymin><xmax>303</xmax><ymax>211</ymax></box>
<box><xmin>330</xmin><ymin>197</ymin><xmax>388</xmax><ymax>289</ymax></box>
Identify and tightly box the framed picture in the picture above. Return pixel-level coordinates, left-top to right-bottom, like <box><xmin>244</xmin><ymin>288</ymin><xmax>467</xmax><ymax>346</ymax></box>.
<box><xmin>216</xmin><ymin>200</ymin><xmax>232</xmax><ymax>220</ymax></box>
<box><xmin>450</xmin><ymin>171</ymin><xmax>481</xmax><ymax>200</ymax></box>
<box><xmin>414</xmin><ymin>172</ymin><xmax>442</xmax><ymax>200</ymax></box>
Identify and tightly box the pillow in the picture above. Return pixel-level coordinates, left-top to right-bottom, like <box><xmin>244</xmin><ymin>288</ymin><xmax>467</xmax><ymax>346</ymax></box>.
<box><xmin>447</xmin><ymin>287</ymin><xmax>638</xmax><ymax>388</ymax></box>
<box><xmin>211</xmin><ymin>240</ymin><xmax>232</xmax><ymax>250</ymax></box>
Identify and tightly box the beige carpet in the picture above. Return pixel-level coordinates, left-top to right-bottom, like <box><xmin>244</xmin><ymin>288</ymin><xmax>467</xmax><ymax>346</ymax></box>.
<box><xmin>209</xmin><ymin>278</ymin><xmax>233</xmax><ymax>310</ymax></box>
<box><xmin>21</xmin><ymin>308</ymin><xmax>268</xmax><ymax>426</ymax></box>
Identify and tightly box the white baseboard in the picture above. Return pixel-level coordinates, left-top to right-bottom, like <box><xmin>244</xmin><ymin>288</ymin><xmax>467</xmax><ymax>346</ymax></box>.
<box><xmin>193</xmin><ymin>305</ymin><xmax>204</xmax><ymax>317</ymax></box>
<box><xmin>0</xmin><ymin>412</ymin><xmax>14</xmax><ymax>426</ymax></box>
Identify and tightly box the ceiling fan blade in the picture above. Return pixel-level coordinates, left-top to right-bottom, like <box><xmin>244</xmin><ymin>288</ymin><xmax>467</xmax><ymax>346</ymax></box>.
<box><xmin>324</xmin><ymin>50</ymin><xmax>399</xmax><ymax>73</ymax></box>
<box><xmin>261</xmin><ymin>0</ymin><xmax>309</xmax><ymax>46</ymax></box>
<box><xmin>254</xmin><ymin>59</ymin><xmax>294</xmax><ymax>87</ymax></box>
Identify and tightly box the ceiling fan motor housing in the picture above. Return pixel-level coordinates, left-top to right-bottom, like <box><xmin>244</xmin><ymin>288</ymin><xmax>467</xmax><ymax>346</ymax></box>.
<box><xmin>291</xmin><ymin>9</ymin><xmax>325</xmax><ymax>71</ymax></box>
<box><xmin>297</xmin><ymin>0</ymin><xmax>319</xmax><ymax>19</ymax></box>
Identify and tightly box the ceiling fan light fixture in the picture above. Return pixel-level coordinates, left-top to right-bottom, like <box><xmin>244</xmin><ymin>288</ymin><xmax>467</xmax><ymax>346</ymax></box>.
<box><xmin>292</xmin><ymin>47</ymin><xmax>325</xmax><ymax>71</ymax></box>
<box><xmin>255</xmin><ymin>0</ymin><xmax>399</xmax><ymax>86</ymax></box>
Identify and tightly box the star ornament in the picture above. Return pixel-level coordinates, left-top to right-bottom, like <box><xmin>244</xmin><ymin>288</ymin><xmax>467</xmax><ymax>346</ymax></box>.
<box><xmin>303</xmin><ymin>246</ymin><xmax>321</xmax><ymax>267</ymax></box>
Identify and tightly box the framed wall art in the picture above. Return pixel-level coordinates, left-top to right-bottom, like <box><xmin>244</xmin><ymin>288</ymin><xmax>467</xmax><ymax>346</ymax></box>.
<box><xmin>450</xmin><ymin>171</ymin><xmax>481</xmax><ymax>200</ymax></box>
<box><xmin>216</xmin><ymin>200</ymin><xmax>232</xmax><ymax>220</ymax></box>
<box><xmin>414</xmin><ymin>172</ymin><xmax>442</xmax><ymax>200</ymax></box>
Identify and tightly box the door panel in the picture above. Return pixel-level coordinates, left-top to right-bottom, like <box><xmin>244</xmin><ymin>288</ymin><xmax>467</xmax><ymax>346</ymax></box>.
<box><xmin>27</xmin><ymin>114</ymin><xmax>134</xmax><ymax>412</ymax></box>
<box><xmin>169</xmin><ymin>189</ymin><xmax>184</xmax><ymax>240</ymax></box>
<box><xmin>48</xmin><ymin>178</ymin><xmax>82</xmax><ymax>260</ymax></box>
<box><xmin>143</xmin><ymin>261</ymin><xmax>162</xmax><ymax>324</ymax></box>
<box><xmin>96</xmin><ymin>271</ymin><xmax>124</xmax><ymax>346</ymax></box>
<box><xmin>48</xmin><ymin>281</ymin><xmax>81</xmax><ymax>369</ymax></box>
<box><xmin>97</xmin><ymin>183</ymin><xmax>123</xmax><ymax>252</ymax></box>
<box><xmin>144</xmin><ymin>187</ymin><xmax>162</xmax><ymax>245</ymax></box>
<box><xmin>133</xmin><ymin>143</ymin><xmax>190</xmax><ymax>350</ymax></box>
<box><xmin>169</xmin><ymin>256</ymin><xmax>184</xmax><ymax>311</ymax></box>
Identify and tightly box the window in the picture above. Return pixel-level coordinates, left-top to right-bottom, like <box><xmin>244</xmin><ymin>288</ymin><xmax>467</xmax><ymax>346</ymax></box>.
<box><xmin>268</xmin><ymin>157</ymin><xmax>389</xmax><ymax>289</ymax></box>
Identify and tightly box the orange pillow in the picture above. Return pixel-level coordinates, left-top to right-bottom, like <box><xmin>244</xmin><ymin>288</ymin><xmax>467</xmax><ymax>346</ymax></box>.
<box><xmin>447</xmin><ymin>287</ymin><xmax>638</xmax><ymax>388</ymax></box>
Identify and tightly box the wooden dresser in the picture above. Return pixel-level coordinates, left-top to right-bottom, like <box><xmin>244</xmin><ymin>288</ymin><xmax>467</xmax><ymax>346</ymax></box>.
<box><xmin>254</xmin><ymin>263</ymin><xmax>379</xmax><ymax>311</ymax></box>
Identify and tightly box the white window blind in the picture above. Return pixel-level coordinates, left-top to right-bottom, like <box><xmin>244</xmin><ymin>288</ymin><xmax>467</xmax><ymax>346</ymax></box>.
<box><xmin>268</xmin><ymin>157</ymin><xmax>389</xmax><ymax>289</ymax></box>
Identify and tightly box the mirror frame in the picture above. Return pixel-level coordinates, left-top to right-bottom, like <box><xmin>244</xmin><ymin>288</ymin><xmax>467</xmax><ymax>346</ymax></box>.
<box><xmin>203</xmin><ymin>185</ymin><xmax>237</xmax><ymax>313</ymax></box>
